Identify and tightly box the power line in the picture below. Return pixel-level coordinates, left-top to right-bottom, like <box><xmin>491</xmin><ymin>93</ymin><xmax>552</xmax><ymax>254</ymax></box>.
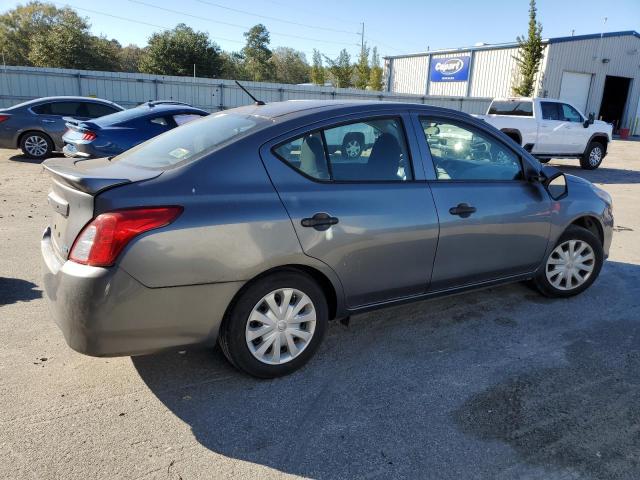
<box><xmin>126</xmin><ymin>0</ymin><xmax>358</xmax><ymax>46</ymax></box>
<box><xmin>193</xmin><ymin>0</ymin><xmax>359</xmax><ymax>35</ymax></box>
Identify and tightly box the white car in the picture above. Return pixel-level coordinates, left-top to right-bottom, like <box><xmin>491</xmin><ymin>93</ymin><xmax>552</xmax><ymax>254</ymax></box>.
<box><xmin>476</xmin><ymin>97</ymin><xmax>613</xmax><ymax>169</ymax></box>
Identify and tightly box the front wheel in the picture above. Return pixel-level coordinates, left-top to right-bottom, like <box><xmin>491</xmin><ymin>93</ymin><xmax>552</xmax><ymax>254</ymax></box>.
<box><xmin>218</xmin><ymin>271</ymin><xmax>328</xmax><ymax>378</ymax></box>
<box><xmin>580</xmin><ymin>142</ymin><xmax>605</xmax><ymax>170</ymax></box>
<box><xmin>533</xmin><ymin>225</ymin><xmax>604</xmax><ymax>298</ymax></box>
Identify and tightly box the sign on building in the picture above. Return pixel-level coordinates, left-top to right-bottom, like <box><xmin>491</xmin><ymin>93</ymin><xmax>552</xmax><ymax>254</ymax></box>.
<box><xmin>430</xmin><ymin>56</ymin><xmax>470</xmax><ymax>82</ymax></box>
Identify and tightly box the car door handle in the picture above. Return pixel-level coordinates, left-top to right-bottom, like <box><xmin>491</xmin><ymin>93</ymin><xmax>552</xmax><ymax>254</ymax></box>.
<box><xmin>301</xmin><ymin>213</ymin><xmax>339</xmax><ymax>231</ymax></box>
<box><xmin>449</xmin><ymin>203</ymin><xmax>476</xmax><ymax>218</ymax></box>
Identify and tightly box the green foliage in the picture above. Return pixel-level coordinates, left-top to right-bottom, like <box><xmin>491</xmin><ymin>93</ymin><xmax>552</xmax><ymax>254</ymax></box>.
<box><xmin>139</xmin><ymin>23</ymin><xmax>222</xmax><ymax>77</ymax></box>
<box><xmin>118</xmin><ymin>44</ymin><xmax>144</xmax><ymax>73</ymax></box>
<box><xmin>311</xmin><ymin>49</ymin><xmax>325</xmax><ymax>85</ymax></box>
<box><xmin>220</xmin><ymin>51</ymin><xmax>249</xmax><ymax>80</ymax></box>
<box><xmin>368</xmin><ymin>47</ymin><xmax>383</xmax><ymax>91</ymax></box>
<box><xmin>270</xmin><ymin>47</ymin><xmax>309</xmax><ymax>84</ymax></box>
<box><xmin>512</xmin><ymin>0</ymin><xmax>544</xmax><ymax>97</ymax></box>
<box><xmin>354</xmin><ymin>43</ymin><xmax>370</xmax><ymax>90</ymax></box>
<box><xmin>242</xmin><ymin>24</ymin><xmax>274</xmax><ymax>82</ymax></box>
<box><xmin>324</xmin><ymin>49</ymin><xmax>353</xmax><ymax>88</ymax></box>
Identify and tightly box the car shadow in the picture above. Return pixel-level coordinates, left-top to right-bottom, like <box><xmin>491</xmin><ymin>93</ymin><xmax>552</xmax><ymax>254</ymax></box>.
<box><xmin>546</xmin><ymin>162</ymin><xmax>640</xmax><ymax>184</ymax></box>
<box><xmin>0</xmin><ymin>277</ymin><xmax>42</xmax><ymax>306</ymax></box>
<box><xmin>132</xmin><ymin>260</ymin><xmax>640</xmax><ymax>479</ymax></box>
<box><xmin>7</xmin><ymin>151</ymin><xmax>64</xmax><ymax>164</ymax></box>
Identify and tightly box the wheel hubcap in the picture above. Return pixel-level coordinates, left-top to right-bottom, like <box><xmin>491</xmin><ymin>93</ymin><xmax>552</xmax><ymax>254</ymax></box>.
<box><xmin>245</xmin><ymin>288</ymin><xmax>316</xmax><ymax>365</ymax></box>
<box><xmin>345</xmin><ymin>140</ymin><xmax>361</xmax><ymax>158</ymax></box>
<box><xmin>545</xmin><ymin>240</ymin><xmax>595</xmax><ymax>290</ymax></box>
<box><xmin>25</xmin><ymin>136</ymin><xmax>48</xmax><ymax>157</ymax></box>
<box><xmin>589</xmin><ymin>147</ymin><xmax>602</xmax><ymax>166</ymax></box>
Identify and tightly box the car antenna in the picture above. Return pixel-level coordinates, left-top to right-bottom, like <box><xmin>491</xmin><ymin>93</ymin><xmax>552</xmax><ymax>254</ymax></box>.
<box><xmin>235</xmin><ymin>81</ymin><xmax>265</xmax><ymax>106</ymax></box>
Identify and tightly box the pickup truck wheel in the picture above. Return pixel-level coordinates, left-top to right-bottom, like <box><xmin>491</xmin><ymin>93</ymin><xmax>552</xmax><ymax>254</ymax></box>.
<box><xmin>533</xmin><ymin>225</ymin><xmax>603</xmax><ymax>298</ymax></box>
<box><xmin>580</xmin><ymin>142</ymin><xmax>604</xmax><ymax>170</ymax></box>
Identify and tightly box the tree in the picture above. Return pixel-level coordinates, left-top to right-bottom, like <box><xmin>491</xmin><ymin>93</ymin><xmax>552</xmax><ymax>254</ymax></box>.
<box><xmin>242</xmin><ymin>24</ymin><xmax>274</xmax><ymax>82</ymax></box>
<box><xmin>220</xmin><ymin>51</ymin><xmax>249</xmax><ymax>80</ymax></box>
<box><xmin>354</xmin><ymin>43</ymin><xmax>370</xmax><ymax>90</ymax></box>
<box><xmin>368</xmin><ymin>47</ymin><xmax>383</xmax><ymax>91</ymax></box>
<box><xmin>139</xmin><ymin>23</ymin><xmax>223</xmax><ymax>77</ymax></box>
<box><xmin>119</xmin><ymin>44</ymin><xmax>144</xmax><ymax>73</ymax></box>
<box><xmin>28</xmin><ymin>8</ymin><xmax>95</xmax><ymax>69</ymax></box>
<box><xmin>310</xmin><ymin>49</ymin><xmax>325</xmax><ymax>85</ymax></box>
<box><xmin>324</xmin><ymin>49</ymin><xmax>353</xmax><ymax>88</ymax></box>
<box><xmin>512</xmin><ymin>0</ymin><xmax>544</xmax><ymax>96</ymax></box>
<box><xmin>270</xmin><ymin>47</ymin><xmax>309</xmax><ymax>84</ymax></box>
<box><xmin>90</xmin><ymin>37</ymin><xmax>122</xmax><ymax>71</ymax></box>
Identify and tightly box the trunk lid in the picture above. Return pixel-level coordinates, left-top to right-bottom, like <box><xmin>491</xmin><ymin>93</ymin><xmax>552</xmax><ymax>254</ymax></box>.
<box><xmin>43</xmin><ymin>157</ymin><xmax>161</xmax><ymax>259</ymax></box>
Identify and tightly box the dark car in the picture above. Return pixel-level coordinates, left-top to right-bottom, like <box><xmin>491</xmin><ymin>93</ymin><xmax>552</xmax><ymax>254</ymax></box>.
<box><xmin>0</xmin><ymin>96</ymin><xmax>124</xmax><ymax>159</ymax></box>
<box><xmin>41</xmin><ymin>101</ymin><xmax>613</xmax><ymax>378</ymax></box>
<box><xmin>62</xmin><ymin>101</ymin><xmax>209</xmax><ymax>159</ymax></box>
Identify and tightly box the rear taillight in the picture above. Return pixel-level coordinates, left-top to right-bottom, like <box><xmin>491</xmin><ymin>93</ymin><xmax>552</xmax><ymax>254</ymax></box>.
<box><xmin>69</xmin><ymin>207</ymin><xmax>183</xmax><ymax>267</ymax></box>
<box><xmin>0</xmin><ymin>114</ymin><xmax>10</xmax><ymax>123</ymax></box>
<box><xmin>82</xmin><ymin>131</ymin><xmax>97</xmax><ymax>141</ymax></box>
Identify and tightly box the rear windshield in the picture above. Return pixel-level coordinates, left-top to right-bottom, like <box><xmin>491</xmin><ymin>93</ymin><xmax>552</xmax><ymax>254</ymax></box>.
<box><xmin>488</xmin><ymin>101</ymin><xmax>533</xmax><ymax>117</ymax></box>
<box><xmin>114</xmin><ymin>112</ymin><xmax>268</xmax><ymax>169</ymax></box>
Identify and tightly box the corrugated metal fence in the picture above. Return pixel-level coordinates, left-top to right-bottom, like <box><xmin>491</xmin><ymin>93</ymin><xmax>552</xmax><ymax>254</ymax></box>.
<box><xmin>0</xmin><ymin>65</ymin><xmax>493</xmax><ymax>114</ymax></box>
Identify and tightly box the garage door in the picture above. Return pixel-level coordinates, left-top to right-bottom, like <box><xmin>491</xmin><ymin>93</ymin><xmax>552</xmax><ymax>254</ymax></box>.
<box><xmin>559</xmin><ymin>71</ymin><xmax>592</xmax><ymax>115</ymax></box>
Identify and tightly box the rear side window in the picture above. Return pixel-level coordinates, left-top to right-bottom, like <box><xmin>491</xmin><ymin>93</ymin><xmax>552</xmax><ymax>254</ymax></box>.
<box><xmin>86</xmin><ymin>102</ymin><xmax>119</xmax><ymax>118</ymax></box>
<box><xmin>488</xmin><ymin>101</ymin><xmax>533</xmax><ymax>117</ymax></box>
<box><xmin>274</xmin><ymin>117</ymin><xmax>412</xmax><ymax>182</ymax></box>
<box><xmin>541</xmin><ymin>102</ymin><xmax>561</xmax><ymax>121</ymax></box>
<box><xmin>40</xmin><ymin>102</ymin><xmax>84</xmax><ymax>116</ymax></box>
<box><xmin>115</xmin><ymin>112</ymin><xmax>265</xmax><ymax>169</ymax></box>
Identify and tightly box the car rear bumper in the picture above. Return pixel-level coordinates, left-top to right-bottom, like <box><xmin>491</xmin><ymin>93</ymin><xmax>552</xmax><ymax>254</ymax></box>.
<box><xmin>41</xmin><ymin>226</ymin><xmax>243</xmax><ymax>357</ymax></box>
<box><xmin>62</xmin><ymin>143</ymin><xmax>91</xmax><ymax>158</ymax></box>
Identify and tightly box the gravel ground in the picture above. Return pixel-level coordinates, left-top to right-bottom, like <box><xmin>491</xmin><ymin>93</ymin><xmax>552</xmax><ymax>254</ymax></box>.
<box><xmin>1</xmin><ymin>141</ymin><xmax>639</xmax><ymax>480</ymax></box>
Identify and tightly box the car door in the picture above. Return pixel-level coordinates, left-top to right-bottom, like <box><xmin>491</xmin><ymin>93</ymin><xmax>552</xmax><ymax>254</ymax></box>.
<box><xmin>414</xmin><ymin>113</ymin><xmax>551</xmax><ymax>291</ymax></box>
<box><xmin>536</xmin><ymin>101</ymin><xmax>577</xmax><ymax>154</ymax></box>
<box><xmin>32</xmin><ymin>101</ymin><xmax>86</xmax><ymax>148</ymax></box>
<box><xmin>260</xmin><ymin>113</ymin><xmax>439</xmax><ymax>308</ymax></box>
<box><xmin>558</xmin><ymin>102</ymin><xmax>588</xmax><ymax>154</ymax></box>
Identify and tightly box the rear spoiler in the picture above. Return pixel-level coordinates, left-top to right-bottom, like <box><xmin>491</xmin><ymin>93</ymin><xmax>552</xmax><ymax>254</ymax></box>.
<box><xmin>63</xmin><ymin>117</ymin><xmax>100</xmax><ymax>132</ymax></box>
<box><xmin>42</xmin><ymin>157</ymin><xmax>161</xmax><ymax>195</ymax></box>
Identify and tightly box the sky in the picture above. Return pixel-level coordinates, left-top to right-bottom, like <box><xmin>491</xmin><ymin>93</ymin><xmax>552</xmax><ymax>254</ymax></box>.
<box><xmin>1</xmin><ymin>0</ymin><xmax>639</xmax><ymax>61</ymax></box>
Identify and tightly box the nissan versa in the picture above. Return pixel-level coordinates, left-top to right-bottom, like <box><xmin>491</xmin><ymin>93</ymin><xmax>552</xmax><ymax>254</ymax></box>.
<box><xmin>41</xmin><ymin>101</ymin><xmax>613</xmax><ymax>378</ymax></box>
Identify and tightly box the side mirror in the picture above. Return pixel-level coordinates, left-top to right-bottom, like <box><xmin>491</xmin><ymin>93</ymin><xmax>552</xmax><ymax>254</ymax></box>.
<box><xmin>532</xmin><ymin>165</ymin><xmax>568</xmax><ymax>200</ymax></box>
<box><xmin>583</xmin><ymin>113</ymin><xmax>595</xmax><ymax>128</ymax></box>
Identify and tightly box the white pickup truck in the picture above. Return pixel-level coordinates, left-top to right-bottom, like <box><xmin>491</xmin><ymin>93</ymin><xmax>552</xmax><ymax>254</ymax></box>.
<box><xmin>476</xmin><ymin>97</ymin><xmax>613</xmax><ymax>169</ymax></box>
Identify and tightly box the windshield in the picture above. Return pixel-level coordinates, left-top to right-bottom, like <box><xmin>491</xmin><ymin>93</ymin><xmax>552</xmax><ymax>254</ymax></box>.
<box><xmin>114</xmin><ymin>112</ymin><xmax>269</xmax><ymax>169</ymax></box>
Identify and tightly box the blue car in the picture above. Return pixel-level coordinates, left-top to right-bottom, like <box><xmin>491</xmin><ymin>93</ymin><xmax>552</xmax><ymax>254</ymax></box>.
<box><xmin>62</xmin><ymin>101</ymin><xmax>209</xmax><ymax>158</ymax></box>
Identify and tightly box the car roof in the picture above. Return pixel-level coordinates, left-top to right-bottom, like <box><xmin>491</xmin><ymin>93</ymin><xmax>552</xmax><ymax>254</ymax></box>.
<box><xmin>91</xmin><ymin>103</ymin><xmax>207</xmax><ymax>126</ymax></box>
<box><xmin>231</xmin><ymin>100</ymin><xmax>468</xmax><ymax>122</ymax></box>
<box><xmin>6</xmin><ymin>96</ymin><xmax>123</xmax><ymax>110</ymax></box>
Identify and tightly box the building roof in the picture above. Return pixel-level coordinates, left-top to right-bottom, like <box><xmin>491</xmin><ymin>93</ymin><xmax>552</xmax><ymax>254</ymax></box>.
<box><xmin>384</xmin><ymin>30</ymin><xmax>640</xmax><ymax>59</ymax></box>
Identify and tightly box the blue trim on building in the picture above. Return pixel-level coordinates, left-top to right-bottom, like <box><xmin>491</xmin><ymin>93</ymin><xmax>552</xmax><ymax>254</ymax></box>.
<box><xmin>548</xmin><ymin>30</ymin><xmax>640</xmax><ymax>44</ymax></box>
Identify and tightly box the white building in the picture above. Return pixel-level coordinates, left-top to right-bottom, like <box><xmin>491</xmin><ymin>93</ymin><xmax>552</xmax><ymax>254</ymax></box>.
<box><xmin>384</xmin><ymin>31</ymin><xmax>640</xmax><ymax>134</ymax></box>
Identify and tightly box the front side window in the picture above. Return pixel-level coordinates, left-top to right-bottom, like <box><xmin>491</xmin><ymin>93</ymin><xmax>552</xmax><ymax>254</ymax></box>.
<box><xmin>47</xmin><ymin>102</ymin><xmax>83</xmax><ymax>116</ymax></box>
<box><xmin>560</xmin><ymin>104</ymin><xmax>582</xmax><ymax>123</ymax></box>
<box><xmin>541</xmin><ymin>102</ymin><xmax>561</xmax><ymax>121</ymax></box>
<box><xmin>86</xmin><ymin>102</ymin><xmax>119</xmax><ymax>118</ymax></box>
<box><xmin>420</xmin><ymin>118</ymin><xmax>522</xmax><ymax>181</ymax></box>
<box><xmin>274</xmin><ymin>118</ymin><xmax>412</xmax><ymax>182</ymax></box>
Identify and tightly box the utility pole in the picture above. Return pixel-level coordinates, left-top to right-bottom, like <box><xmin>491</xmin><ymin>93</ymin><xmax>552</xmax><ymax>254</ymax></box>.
<box><xmin>360</xmin><ymin>22</ymin><xmax>365</xmax><ymax>51</ymax></box>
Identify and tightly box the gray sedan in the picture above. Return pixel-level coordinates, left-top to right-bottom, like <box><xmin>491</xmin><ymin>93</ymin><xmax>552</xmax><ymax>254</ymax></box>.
<box><xmin>0</xmin><ymin>96</ymin><xmax>123</xmax><ymax>159</ymax></box>
<box><xmin>40</xmin><ymin>101</ymin><xmax>613</xmax><ymax>378</ymax></box>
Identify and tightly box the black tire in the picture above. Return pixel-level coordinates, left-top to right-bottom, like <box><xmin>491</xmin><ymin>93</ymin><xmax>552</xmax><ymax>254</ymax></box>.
<box><xmin>533</xmin><ymin>225</ymin><xmax>604</xmax><ymax>298</ymax></box>
<box><xmin>580</xmin><ymin>141</ymin><xmax>605</xmax><ymax>170</ymax></box>
<box><xmin>342</xmin><ymin>133</ymin><xmax>364</xmax><ymax>160</ymax></box>
<box><xmin>218</xmin><ymin>270</ymin><xmax>328</xmax><ymax>378</ymax></box>
<box><xmin>19</xmin><ymin>131</ymin><xmax>53</xmax><ymax>159</ymax></box>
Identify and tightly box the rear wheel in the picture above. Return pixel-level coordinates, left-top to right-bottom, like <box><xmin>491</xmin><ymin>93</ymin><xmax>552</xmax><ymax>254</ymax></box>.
<box><xmin>580</xmin><ymin>142</ymin><xmax>605</xmax><ymax>170</ymax></box>
<box><xmin>20</xmin><ymin>131</ymin><xmax>53</xmax><ymax>159</ymax></box>
<box><xmin>533</xmin><ymin>225</ymin><xmax>603</xmax><ymax>298</ymax></box>
<box><xmin>218</xmin><ymin>271</ymin><xmax>328</xmax><ymax>378</ymax></box>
